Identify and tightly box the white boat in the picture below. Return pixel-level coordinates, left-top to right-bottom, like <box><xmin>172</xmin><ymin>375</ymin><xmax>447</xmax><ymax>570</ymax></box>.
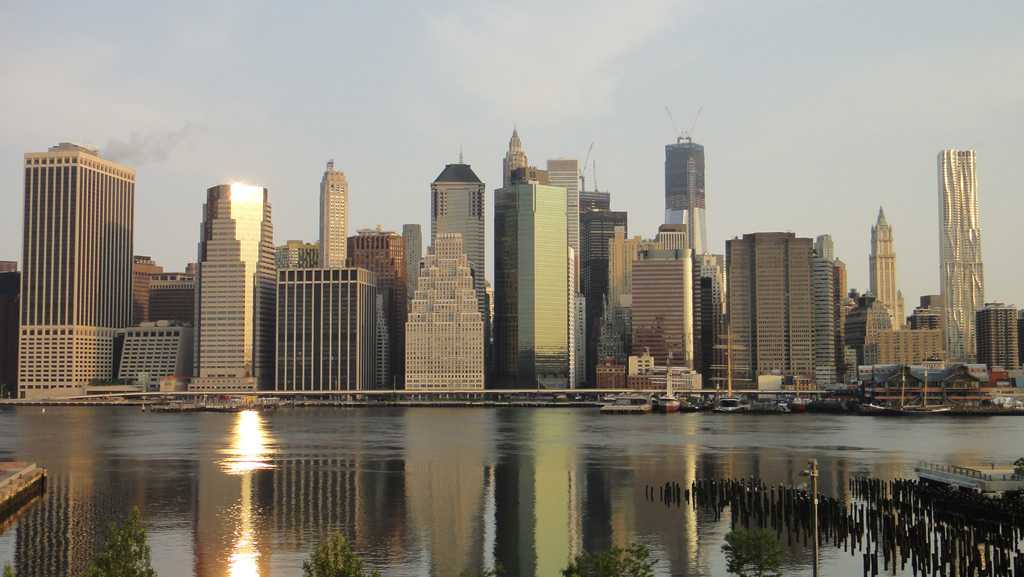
<box><xmin>600</xmin><ymin>395</ymin><xmax>652</xmax><ymax>414</ymax></box>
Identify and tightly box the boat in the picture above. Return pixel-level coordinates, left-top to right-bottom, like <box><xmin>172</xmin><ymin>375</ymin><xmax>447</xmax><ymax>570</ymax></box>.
<box><xmin>652</xmin><ymin>394</ymin><xmax>681</xmax><ymax>413</ymax></box>
<box><xmin>600</xmin><ymin>395</ymin><xmax>652</xmax><ymax>414</ymax></box>
<box><xmin>713</xmin><ymin>397</ymin><xmax>750</xmax><ymax>413</ymax></box>
<box><xmin>789</xmin><ymin>397</ymin><xmax>811</xmax><ymax>413</ymax></box>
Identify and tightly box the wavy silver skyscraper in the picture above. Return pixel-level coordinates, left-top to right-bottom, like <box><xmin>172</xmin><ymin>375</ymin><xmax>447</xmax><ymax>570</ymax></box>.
<box><xmin>938</xmin><ymin>149</ymin><xmax>984</xmax><ymax>362</ymax></box>
<box><xmin>18</xmin><ymin>143</ymin><xmax>134</xmax><ymax>398</ymax></box>
<box><xmin>192</xmin><ymin>183</ymin><xmax>276</xmax><ymax>391</ymax></box>
<box><xmin>319</xmin><ymin>160</ymin><xmax>348</xmax><ymax>268</ymax></box>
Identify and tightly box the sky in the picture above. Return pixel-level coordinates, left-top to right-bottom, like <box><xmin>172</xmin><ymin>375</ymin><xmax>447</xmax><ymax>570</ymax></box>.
<box><xmin>1</xmin><ymin>0</ymin><xmax>1021</xmax><ymax>307</ymax></box>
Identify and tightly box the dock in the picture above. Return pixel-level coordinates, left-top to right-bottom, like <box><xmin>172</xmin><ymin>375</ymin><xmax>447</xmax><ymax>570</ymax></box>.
<box><xmin>914</xmin><ymin>461</ymin><xmax>1024</xmax><ymax>494</ymax></box>
<box><xmin>0</xmin><ymin>462</ymin><xmax>46</xmax><ymax>527</ymax></box>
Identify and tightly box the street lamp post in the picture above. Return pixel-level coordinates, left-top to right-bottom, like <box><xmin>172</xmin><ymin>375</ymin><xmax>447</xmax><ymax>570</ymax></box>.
<box><xmin>802</xmin><ymin>458</ymin><xmax>820</xmax><ymax>577</ymax></box>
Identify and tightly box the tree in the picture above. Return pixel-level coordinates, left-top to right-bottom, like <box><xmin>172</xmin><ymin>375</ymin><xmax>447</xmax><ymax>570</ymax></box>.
<box><xmin>561</xmin><ymin>544</ymin><xmax>655</xmax><ymax>577</ymax></box>
<box><xmin>722</xmin><ymin>528</ymin><xmax>784</xmax><ymax>577</ymax></box>
<box><xmin>303</xmin><ymin>532</ymin><xmax>380</xmax><ymax>577</ymax></box>
<box><xmin>1013</xmin><ymin>457</ymin><xmax>1024</xmax><ymax>477</ymax></box>
<box><xmin>3</xmin><ymin>564</ymin><xmax>13</xmax><ymax>577</ymax></box>
<box><xmin>86</xmin><ymin>507</ymin><xmax>157</xmax><ymax>577</ymax></box>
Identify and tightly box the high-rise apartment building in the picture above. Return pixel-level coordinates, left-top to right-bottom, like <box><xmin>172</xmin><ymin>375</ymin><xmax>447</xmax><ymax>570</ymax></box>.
<box><xmin>405</xmin><ymin>234</ymin><xmax>484</xmax><ymax>390</ymax></box>
<box><xmin>192</xmin><ymin>183</ymin><xmax>275</xmax><ymax>391</ymax></box>
<box><xmin>976</xmin><ymin>303</ymin><xmax>1019</xmax><ymax>369</ymax></box>
<box><xmin>908</xmin><ymin>295</ymin><xmax>944</xmax><ymax>331</ymax></box>
<box><xmin>938</xmin><ymin>149</ymin><xmax>984</xmax><ymax>362</ymax></box>
<box><xmin>402</xmin><ymin>224</ymin><xmax>422</xmax><ymax>301</ymax></box>
<box><xmin>431</xmin><ymin>163</ymin><xmax>486</xmax><ymax>320</ymax></box>
<box><xmin>132</xmin><ymin>256</ymin><xmax>163</xmax><ymax>324</ymax></box>
<box><xmin>664</xmin><ymin>138</ymin><xmax>706</xmax><ymax>254</ymax></box>
<box><xmin>547</xmin><ymin>159</ymin><xmax>581</xmax><ymax>287</ymax></box>
<box><xmin>844</xmin><ymin>293</ymin><xmax>893</xmax><ymax>366</ymax></box>
<box><xmin>348</xmin><ymin>228</ymin><xmax>406</xmax><ymax>387</ymax></box>
<box><xmin>18</xmin><ymin>143</ymin><xmax>134</xmax><ymax>398</ymax></box>
<box><xmin>869</xmin><ymin>208</ymin><xmax>904</xmax><ymax>328</ymax></box>
<box><xmin>502</xmin><ymin>129</ymin><xmax>528</xmax><ymax>187</ymax></box>
<box><xmin>319</xmin><ymin>160</ymin><xmax>348</xmax><ymax>268</ymax></box>
<box><xmin>149</xmin><ymin>272</ymin><xmax>195</xmax><ymax>324</ymax></box>
<box><xmin>494</xmin><ymin>171</ymin><xmax>569</xmax><ymax>388</ymax></box>
<box><xmin>580</xmin><ymin>210</ymin><xmax>627</xmax><ymax>382</ymax></box>
<box><xmin>631</xmin><ymin>228</ymin><xmax>694</xmax><ymax>368</ymax></box>
<box><xmin>833</xmin><ymin>259</ymin><xmax>848</xmax><ymax>380</ymax></box>
<box><xmin>276</xmin><ymin>268</ymin><xmax>377</xmax><ymax>390</ymax></box>
<box><xmin>726</xmin><ymin>232</ymin><xmax>813</xmax><ymax>384</ymax></box>
<box><xmin>0</xmin><ymin>271</ymin><xmax>18</xmax><ymax>397</ymax></box>
<box><xmin>275</xmin><ymin>240</ymin><xmax>319</xmax><ymax>269</ymax></box>
<box><xmin>812</xmin><ymin>238</ymin><xmax>837</xmax><ymax>386</ymax></box>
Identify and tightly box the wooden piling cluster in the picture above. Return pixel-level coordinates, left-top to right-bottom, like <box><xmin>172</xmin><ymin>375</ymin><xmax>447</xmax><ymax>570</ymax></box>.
<box><xmin>644</xmin><ymin>476</ymin><xmax>1024</xmax><ymax>576</ymax></box>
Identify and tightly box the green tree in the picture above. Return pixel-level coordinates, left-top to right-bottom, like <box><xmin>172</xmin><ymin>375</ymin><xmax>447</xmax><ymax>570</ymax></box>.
<box><xmin>86</xmin><ymin>507</ymin><xmax>157</xmax><ymax>577</ymax></box>
<box><xmin>722</xmin><ymin>528</ymin><xmax>784</xmax><ymax>577</ymax></box>
<box><xmin>561</xmin><ymin>544</ymin><xmax>655</xmax><ymax>577</ymax></box>
<box><xmin>3</xmin><ymin>563</ymin><xmax>13</xmax><ymax>577</ymax></box>
<box><xmin>303</xmin><ymin>532</ymin><xmax>380</xmax><ymax>577</ymax></box>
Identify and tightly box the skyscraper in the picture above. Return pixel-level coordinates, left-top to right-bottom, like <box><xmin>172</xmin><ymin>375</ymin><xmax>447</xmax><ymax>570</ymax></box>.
<box><xmin>812</xmin><ymin>235</ymin><xmax>837</xmax><ymax>386</ymax></box>
<box><xmin>502</xmin><ymin>129</ymin><xmax>528</xmax><ymax>187</ymax></box>
<box><xmin>348</xmin><ymin>227</ymin><xmax>406</xmax><ymax>387</ymax></box>
<box><xmin>275</xmin><ymin>240</ymin><xmax>319</xmax><ymax>269</ymax></box>
<box><xmin>132</xmin><ymin>256</ymin><xmax>163</xmax><ymax>324</ymax></box>
<box><xmin>494</xmin><ymin>169</ymin><xmax>569</xmax><ymax>388</ymax></box>
<box><xmin>276</xmin><ymin>267</ymin><xmax>377</xmax><ymax>391</ymax></box>
<box><xmin>192</xmin><ymin>183</ymin><xmax>276</xmax><ymax>391</ymax></box>
<box><xmin>631</xmin><ymin>226</ymin><xmax>693</xmax><ymax>367</ymax></box>
<box><xmin>319</xmin><ymin>160</ymin><xmax>348</xmax><ymax>268</ymax></box>
<box><xmin>938</xmin><ymin>149</ymin><xmax>984</xmax><ymax>362</ymax></box>
<box><xmin>402</xmin><ymin>224</ymin><xmax>422</xmax><ymax>301</ymax></box>
<box><xmin>18</xmin><ymin>143</ymin><xmax>134</xmax><ymax>398</ymax></box>
<box><xmin>431</xmin><ymin>163</ymin><xmax>486</xmax><ymax>319</ymax></box>
<box><xmin>405</xmin><ymin>234</ymin><xmax>484</xmax><ymax>390</ymax></box>
<box><xmin>579</xmin><ymin>190</ymin><xmax>610</xmax><ymax>214</ymax></box>
<box><xmin>844</xmin><ymin>293</ymin><xmax>893</xmax><ymax>366</ymax></box>
<box><xmin>726</xmin><ymin>232</ymin><xmax>813</xmax><ymax>384</ymax></box>
<box><xmin>869</xmin><ymin>208</ymin><xmax>903</xmax><ymax>328</ymax></box>
<box><xmin>976</xmin><ymin>303</ymin><xmax>1019</xmax><ymax>369</ymax></box>
<box><xmin>580</xmin><ymin>209</ymin><xmax>627</xmax><ymax>382</ymax></box>
<box><xmin>693</xmin><ymin>253</ymin><xmax>726</xmax><ymax>379</ymax></box>
<box><xmin>664</xmin><ymin>138</ymin><xmax>706</xmax><ymax>254</ymax></box>
<box><xmin>0</xmin><ymin>270</ymin><xmax>18</xmax><ymax>398</ymax></box>
<box><xmin>149</xmin><ymin>271</ymin><xmax>195</xmax><ymax>324</ymax></box>
<box><xmin>547</xmin><ymin>159</ymin><xmax>581</xmax><ymax>288</ymax></box>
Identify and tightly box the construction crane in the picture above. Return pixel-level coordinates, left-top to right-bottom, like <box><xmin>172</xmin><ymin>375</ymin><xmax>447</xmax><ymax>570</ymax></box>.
<box><xmin>665</xmin><ymin>105</ymin><xmax>703</xmax><ymax>143</ymax></box>
<box><xmin>579</xmin><ymin>141</ymin><xmax>595</xmax><ymax>192</ymax></box>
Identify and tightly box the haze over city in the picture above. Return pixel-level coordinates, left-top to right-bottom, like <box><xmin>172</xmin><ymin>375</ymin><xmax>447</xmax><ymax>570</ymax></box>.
<box><xmin>1</xmin><ymin>0</ymin><xmax>1022</xmax><ymax>306</ymax></box>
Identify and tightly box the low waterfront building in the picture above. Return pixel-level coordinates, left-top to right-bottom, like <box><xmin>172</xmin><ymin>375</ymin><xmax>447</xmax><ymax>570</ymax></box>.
<box><xmin>117</xmin><ymin>321</ymin><xmax>193</xmax><ymax>390</ymax></box>
<box><xmin>404</xmin><ymin>234</ymin><xmax>484</xmax><ymax>390</ymax></box>
<box><xmin>864</xmin><ymin>364</ymin><xmax>1007</xmax><ymax>409</ymax></box>
<box><xmin>276</xmin><ymin>267</ymin><xmax>377</xmax><ymax>391</ymax></box>
<box><xmin>595</xmin><ymin>359</ymin><xmax>625</xmax><ymax>388</ymax></box>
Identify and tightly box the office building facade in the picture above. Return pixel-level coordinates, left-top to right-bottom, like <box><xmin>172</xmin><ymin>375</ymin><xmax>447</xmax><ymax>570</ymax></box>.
<box><xmin>694</xmin><ymin>253</ymin><xmax>726</xmax><ymax>379</ymax></box>
<box><xmin>402</xmin><ymin>224</ymin><xmax>422</xmax><ymax>301</ymax></box>
<box><xmin>192</xmin><ymin>183</ymin><xmax>275</xmax><ymax>391</ymax></box>
<box><xmin>132</xmin><ymin>256</ymin><xmax>163</xmax><ymax>324</ymax></box>
<box><xmin>875</xmin><ymin>329</ymin><xmax>944</xmax><ymax>366</ymax></box>
<box><xmin>276</xmin><ymin>267</ymin><xmax>377</xmax><ymax>390</ymax></box>
<box><xmin>18</xmin><ymin>143</ymin><xmax>134</xmax><ymax>398</ymax></box>
<box><xmin>431</xmin><ymin>163</ymin><xmax>486</xmax><ymax>319</ymax></box>
<box><xmin>319</xmin><ymin>160</ymin><xmax>348</xmax><ymax>268</ymax></box>
<box><xmin>0</xmin><ymin>271</ymin><xmax>18</xmax><ymax>397</ymax></box>
<box><xmin>117</xmin><ymin>321</ymin><xmax>193</xmax><ymax>390</ymax></box>
<box><xmin>726</xmin><ymin>232</ymin><xmax>813</xmax><ymax>384</ymax></box>
<box><xmin>348</xmin><ymin>228</ymin><xmax>406</xmax><ymax>387</ymax></box>
<box><xmin>631</xmin><ymin>226</ymin><xmax>693</xmax><ymax>367</ymax></box>
<box><xmin>664</xmin><ymin>138</ymin><xmax>706</xmax><ymax>253</ymax></box>
<box><xmin>405</xmin><ymin>234</ymin><xmax>484</xmax><ymax>390</ymax></box>
<box><xmin>812</xmin><ymin>235</ymin><xmax>838</xmax><ymax>385</ymax></box>
<box><xmin>938</xmin><ymin>149</ymin><xmax>984</xmax><ymax>361</ymax></box>
<box><xmin>275</xmin><ymin>240</ymin><xmax>319</xmax><ymax>269</ymax></box>
<box><xmin>547</xmin><ymin>159</ymin><xmax>581</xmax><ymax>287</ymax></box>
<box><xmin>580</xmin><ymin>210</ymin><xmax>627</xmax><ymax>381</ymax></box>
<box><xmin>149</xmin><ymin>272</ymin><xmax>195</xmax><ymax>324</ymax></box>
<box><xmin>494</xmin><ymin>174</ymin><xmax>569</xmax><ymax>387</ymax></box>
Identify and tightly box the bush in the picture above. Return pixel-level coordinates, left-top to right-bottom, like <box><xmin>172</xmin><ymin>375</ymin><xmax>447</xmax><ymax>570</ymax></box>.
<box><xmin>303</xmin><ymin>532</ymin><xmax>380</xmax><ymax>577</ymax></box>
<box><xmin>561</xmin><ymin>544</ymin><xmax>655</xmax><ymax>577</ymax></box>
<box><xmin>86</xmin><ymin>507</ymin><xmax>157</xmax><ymax>577</ymax></box>
<box><xmin>722</xmin><ymin>528</ymin><xmax>784</xmax><ymax>577</ymax></box>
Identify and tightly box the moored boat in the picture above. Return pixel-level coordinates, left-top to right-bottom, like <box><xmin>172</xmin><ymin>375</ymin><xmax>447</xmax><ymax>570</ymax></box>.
<box><xmin>652</xmin><ymin>394</ymin><xmax>681</xmax><ymax>413</ymax></box>
<box><xmin>600</xmin><ymin>395</ymin><xmax>652</xmax><ymax>414</ymax></box>
<box><xmin>712</xmin><ymin>397</ymin><xmax>750</xmax><ymax>413</ymax></box>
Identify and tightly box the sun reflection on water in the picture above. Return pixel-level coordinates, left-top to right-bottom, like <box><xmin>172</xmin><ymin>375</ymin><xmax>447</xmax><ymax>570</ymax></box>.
<box><xmin>222</xmin><ymin>410</ymin><xmax>274</xmax><ymax>577</ymax></box>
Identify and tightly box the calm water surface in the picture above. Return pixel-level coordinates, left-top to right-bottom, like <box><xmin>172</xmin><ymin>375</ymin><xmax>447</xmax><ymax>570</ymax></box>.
<box><xmin>0</xmin><ymin>406</ymin><xmax>1020</xmax><ymax>577</ymax></box>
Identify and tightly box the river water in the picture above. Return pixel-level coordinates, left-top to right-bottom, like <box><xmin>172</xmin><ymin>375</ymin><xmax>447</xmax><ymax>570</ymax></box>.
<box><xmin>0</xmin><ymin>406</ymin><xmax>1019</xmax><ymax>577</ymax></box>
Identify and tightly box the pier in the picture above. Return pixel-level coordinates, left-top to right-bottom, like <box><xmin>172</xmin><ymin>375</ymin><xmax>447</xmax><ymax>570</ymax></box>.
<box><xmin>0</xmin><ymin>462</ymin><xmax>46</xmax><ymax>528</ymax></box>
<box><xmin>915</xmin><ymin>462</ymin><xmax>1024</xmax><ymax>494</ymax></box>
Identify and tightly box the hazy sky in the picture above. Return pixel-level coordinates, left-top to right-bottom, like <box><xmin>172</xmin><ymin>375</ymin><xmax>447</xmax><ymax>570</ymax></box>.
<box><xmin>1</xmin><ymin>0</ymin><xmax>1021</xmax><ymax>307</ymax></box>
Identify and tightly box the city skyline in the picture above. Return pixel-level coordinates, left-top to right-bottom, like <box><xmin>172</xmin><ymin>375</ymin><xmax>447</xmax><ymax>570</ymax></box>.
<box><xmin>1</xmin><ymin>2</ymin><xmax>1021</xmax><ymax>309</ymax></box>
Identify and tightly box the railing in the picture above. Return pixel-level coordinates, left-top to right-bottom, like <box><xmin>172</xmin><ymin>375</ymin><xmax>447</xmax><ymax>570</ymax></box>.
<box><xmin>0</xmin><ymin>465</ymin><xmax>42</xmax><ymax>503</ymax></box>
<box><xmin>917</xmin><ymin>461</ymin><xmax>1024</xmax><ymax>482</ymax></box>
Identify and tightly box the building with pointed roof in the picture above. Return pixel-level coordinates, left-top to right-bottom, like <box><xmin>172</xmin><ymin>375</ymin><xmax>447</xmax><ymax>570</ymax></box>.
<box><xmin>502</xmin><ymin>128</ymin><xmax>528</xmax><ymax>187</ymax></box>
<box><xmin>431</xmin><ymin>162</ymin><xmax>487</xmax><ymax>328</ymax></box>
<box><xmin>869</xmin><ymin>207</ymin><xmax>904</xmax><ymax>328</ymax></box>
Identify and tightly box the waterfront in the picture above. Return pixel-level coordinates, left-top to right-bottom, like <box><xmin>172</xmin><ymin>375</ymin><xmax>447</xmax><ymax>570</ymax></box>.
<box><xmin>0</xmin><ymin>408</ymin><xmax>1020</xmax><ymax>576</ymax></box>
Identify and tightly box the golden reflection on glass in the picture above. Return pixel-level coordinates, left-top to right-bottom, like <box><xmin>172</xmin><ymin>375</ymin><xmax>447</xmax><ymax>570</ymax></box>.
<box><xmin>221</xmin><ymin>410</ymin><xmax>274</xmax><ymax>577</ymax></box>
